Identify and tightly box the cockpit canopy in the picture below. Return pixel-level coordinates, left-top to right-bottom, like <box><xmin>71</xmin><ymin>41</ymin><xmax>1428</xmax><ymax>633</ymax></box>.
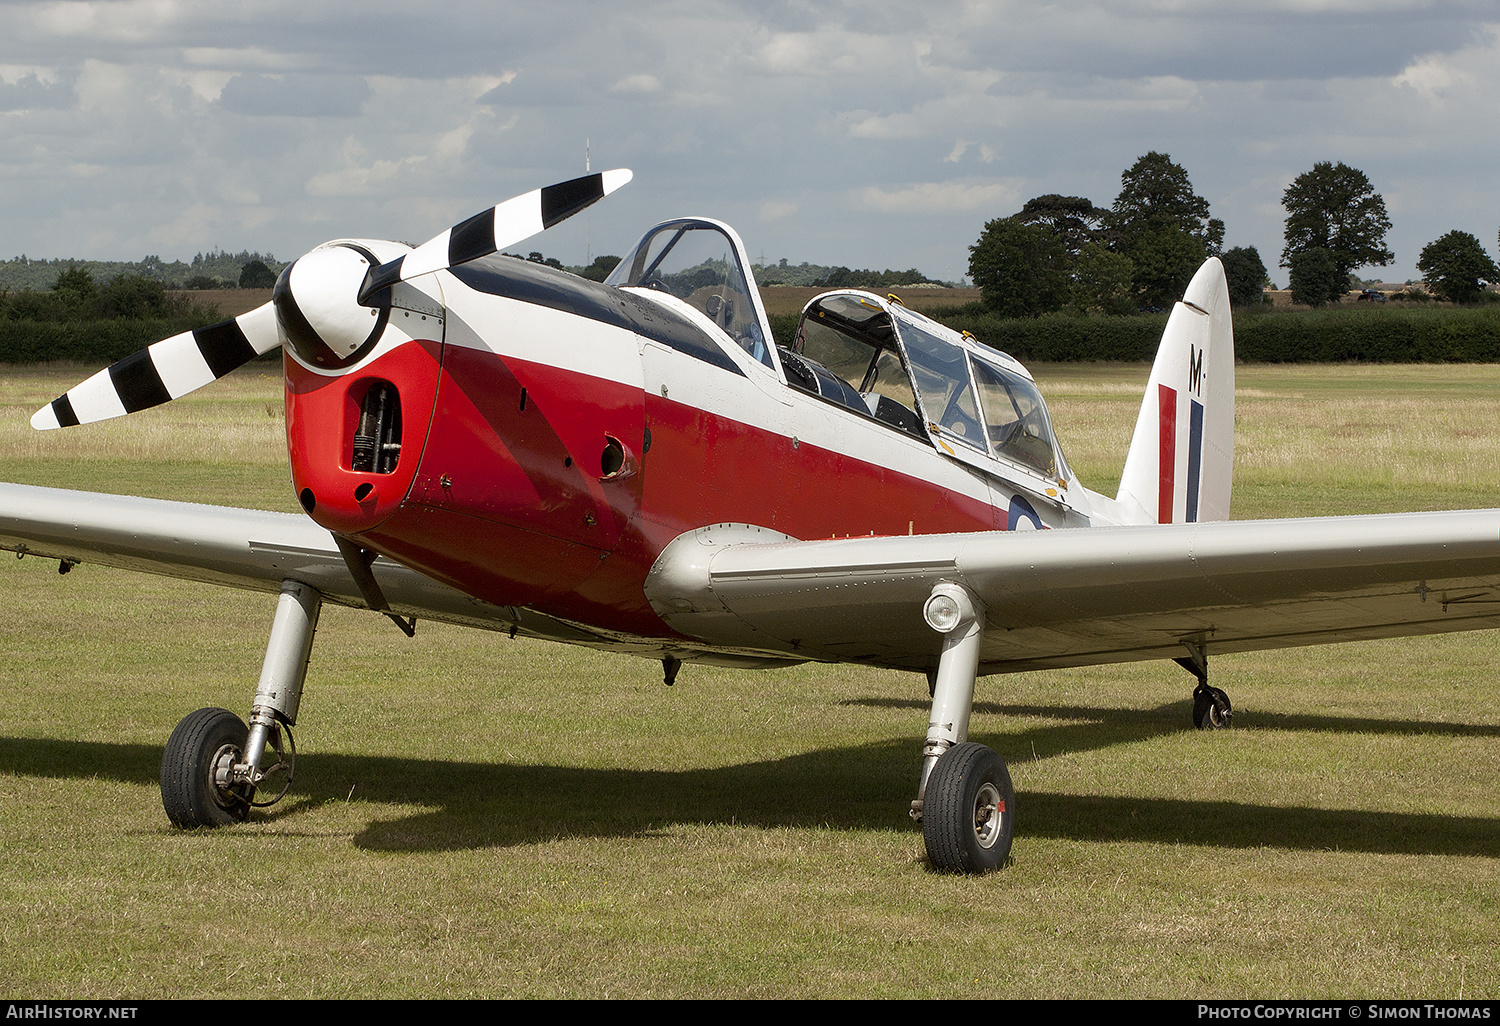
<box><xmin>605</xmin><ymin>218</ymin><xmax>772</xmax><ymax>367</ymax></box>
<box><xmin>789</xmin><ymin>293</ymin><xmax>1071</xmax><ymax>484</ymax></box>
<box><xmin>606</xmin><ymin>216</ymin><xmax>1068</xmax><ymax>487</ymax></box>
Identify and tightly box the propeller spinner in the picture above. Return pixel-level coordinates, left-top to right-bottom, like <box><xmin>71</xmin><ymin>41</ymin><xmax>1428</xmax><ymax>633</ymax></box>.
<box><xmin>30</xmin><ymin>168</ymin><xmax>633</xmax><ymax>430</ymax></box>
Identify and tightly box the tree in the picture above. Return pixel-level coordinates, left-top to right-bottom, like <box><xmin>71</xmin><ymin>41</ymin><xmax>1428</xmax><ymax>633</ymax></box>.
<box><xmin>1287</xmin><ymin>247</ymin><xmax>1345</xmax><ymax>307</ymax></box>
<box><xmin>1104</xmin><ymin>152</ymin><xmax>1224</xmax><ymax>256</ymax></box>
<box><xmin>99</xmin><ymin>275</ymin><xmax>169</xmax><ymax>318</ymax></box>
<box><xmin>577</xmin><ymin>254</ymin><xmax>621</xmax><ymax>282</ymax></box>
<box><xmin>1103</xmin><ymin>152</ymin><xmax>1224</xmax><ymax>310</ymax></box>
<box><xmin>51</xmin><ymin>264</ymin><xmax>96</xmax><ymax>300</ymax></box>
<box><xmin>1071</xmin><ymin>244</ymin><xmax>1135</xmax><ymax>315</ymax></box>
<box><xmin>1417</xmin><ymin>230</ymin><xmax>1499</xmax><ymax>303</ymax></box>
<box><xmin>239</xmin><ymin>260</ymin><xmax>276</xmax><ymax>288</ymax></box>
<box><xmin>1281</xmin><ymin>162</ymin><xmax>1393</xmax><ymax>279</ymax></box>
<box><xmin>968</xmin><ymin>217</ymin><xmax>1070</xmax><ymax>317</ymax></box>
<box><xmin>1220</xmin><ymin>246</ymin><xmax>1270</xmax><ymax>307</ymax></box>
<box><xmin>1128</xmin><ymin>226</ymin><xmax>1210</xmax><ymax>310</ymax></box>
<box><xmin>1012</xmin><ymin>195</ymin><xmax>1102</xmax><ymax>260</ymax></box>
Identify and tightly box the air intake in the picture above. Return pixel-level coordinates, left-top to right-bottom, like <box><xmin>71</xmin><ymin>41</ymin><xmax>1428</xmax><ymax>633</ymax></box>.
<box><xmin>352</xmin><ymin>381</ymin><xmax>402</xmax><ymax>474</ymax></box>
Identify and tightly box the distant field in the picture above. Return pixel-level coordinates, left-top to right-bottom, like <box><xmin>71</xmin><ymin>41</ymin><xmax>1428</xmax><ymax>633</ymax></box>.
<box><xmin>0</xmin><ymin>364</ymin><xmax>1495</xmax><ymax>999</ymax></box>
<box><xmin>166</xmin><ymin>288</ymin><xmax>271</xmax><ymax>319</ymax></box>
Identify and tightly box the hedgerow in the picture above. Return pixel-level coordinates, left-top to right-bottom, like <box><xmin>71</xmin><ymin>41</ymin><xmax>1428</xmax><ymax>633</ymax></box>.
<box><xmin>8</xmin><ymin>299</ymin><xmax>1500</xmax><ymax>367</ymax></box>
<box><xmin>0</xmin><ymin>317</ymin><xmax>225</xmax><ymax>364</ymax></box>
<box><xmin>917</xmin><ymin>304</ymin><xmax>1500</xmax><ymax>364</ymax></box>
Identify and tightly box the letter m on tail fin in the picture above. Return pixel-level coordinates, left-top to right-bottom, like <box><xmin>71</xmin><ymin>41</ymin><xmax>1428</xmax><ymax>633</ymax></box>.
<box><xmin>1116</xmin><ymin>258</ymin><xmax>1235</xmax><ymax>526</ymax></box>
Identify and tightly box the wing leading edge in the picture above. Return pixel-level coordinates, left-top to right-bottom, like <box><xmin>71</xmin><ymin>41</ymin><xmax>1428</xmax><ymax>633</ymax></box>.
<box><xmin>8</xmin><ymin>482</ymin><xmax>1498</xmax><ymax>677</ymax></box>
<box><xmin>644</xmin><ymin>513</ymin><xmax>1500</xmax><ymax>673</ymax></box>
<box><xmin>0</xmin><ymin>482</ymin><xmax>540</xmax><ymax>636</ymax></box>
<box><xmin>0</xmin><ymin>483</ymin><xmax>799</xmax><ymax>660</ymax></box>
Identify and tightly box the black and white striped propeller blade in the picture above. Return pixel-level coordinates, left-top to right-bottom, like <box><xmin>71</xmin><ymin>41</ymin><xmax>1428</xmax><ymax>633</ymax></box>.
<box><xmin>31</xmin><ymin>168</ymin><xmax>632</xmax><ymax>431</ymax></box>
<box><xmin>30</xmin><ymin>303</ymin><xmax>282</xmax><ymax>430</ymax></box>
<box><xmin>358</xmin><ymin>168</ymin><xmax>632</xmax><ymax>303</ymax></box>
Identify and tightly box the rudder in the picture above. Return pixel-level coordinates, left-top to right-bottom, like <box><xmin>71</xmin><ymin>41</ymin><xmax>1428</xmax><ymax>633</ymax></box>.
<box><xmin>1116</xmin><ymin>258</ymin><xmax>1235</xmax><ymax>525</ymax></box>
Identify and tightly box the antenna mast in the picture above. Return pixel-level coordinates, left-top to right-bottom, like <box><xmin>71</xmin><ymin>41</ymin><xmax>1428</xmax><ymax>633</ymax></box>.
<box><xmin>585</xmin><ymin>138</ymin><xmax>591</xmax><ymax>264</ymax></box>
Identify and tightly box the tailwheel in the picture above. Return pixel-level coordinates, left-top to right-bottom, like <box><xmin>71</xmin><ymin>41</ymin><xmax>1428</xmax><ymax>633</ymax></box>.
<box><xmin>160</xmin><ymin>707</ymin><xmax>254</xmax><ymax>828</ymax></box>
<box><xmin>1193</xmin><ymin>683</ymin><xmax>1232</xmax><ymax>730</ymax></box>
<box><xmin>922</xmin><ymin>742</ymin><xmax>1015</xmax><ymax>874</ymax></box>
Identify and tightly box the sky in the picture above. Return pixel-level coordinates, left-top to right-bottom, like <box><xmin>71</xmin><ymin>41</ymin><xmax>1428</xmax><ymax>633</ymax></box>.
<box><xmin>0</xmin><ymin>0</ymin><xmax>1496</xmax><ymax>286</ymax></box>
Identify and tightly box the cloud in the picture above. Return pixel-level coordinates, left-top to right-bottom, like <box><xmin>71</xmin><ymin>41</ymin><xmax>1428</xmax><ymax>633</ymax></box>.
<box><xmin>1392</xmin><ymin>23</ymin><xmax>1499</xmax><ymax>101</ymax></box>
<box><xmin>305</xmin><ymin>156</ymin><xmax>422</xmax><ymax>197</ymax></box>
<box><xmin>181</xmin><ymin>47</ymin><xmax>303</xmax><ymax>73</ymax></box>
<box><xmin>218</xmin><ymin>73</ymin><xmax>371</xmax><ymax>117</ymax></box>
<box><xmin>853</xmin><ymin>179</ymin><xmax>1025</xmax><ymax>216</ymax></box>
<box><xmin>945</xmin><ymin>140</ymin><xmax>996</xmax><ymax>164</ymax></box>
<box><xmin>0</xmin><ymin>71</ymin><xmax>74</xmax><ymax>111</ymax></box>
<box><xmin>27</xmin><ymin>0</ymin><xmax>183</xmax><ymax>43</ymax></box>
<box><xmin>0</xmin><ymin>0</ymin><xmax>1493</xmax><ymax>284</ymax></box>
<box><xmin>923</xmin><ymin>0</ymin><xmax>1483</xmax><ymax>82</ymax></box>
<box><xmin>609</xmin><ymin>73</ymin><xmax>661</xmax><ymax>95</ymax></box>
<box><xmin>145</xmin><ymin>200</ymin><xmax>227</xmax><ymax>250</ymax></box>
<box><xmin>758</xmin><ymin>199</ymin><xmax>798</xmax><ymax>221</ymax></box>
<box><xmin>755</xmin><ymin>32</ymin><xmax>825</xmax><ymax>76</ymax></box>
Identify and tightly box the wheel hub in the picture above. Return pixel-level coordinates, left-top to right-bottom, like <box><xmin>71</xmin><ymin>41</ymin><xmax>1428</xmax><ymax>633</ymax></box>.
<box><xmin>973</xmin><ymin>782</ymin><xmax>1004</xmax><ymax>849</ymax></box>
<box><xmin>209</xmin><ymin>743</ymin><xmax>244</xmax><ymax>810</ymax></box>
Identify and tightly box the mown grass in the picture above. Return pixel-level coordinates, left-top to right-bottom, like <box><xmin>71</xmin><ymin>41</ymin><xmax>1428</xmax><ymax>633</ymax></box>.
<box><xmin>0</xmin><ymin>363</ymin><xmax>1496</xmax><ymax>999</ymax></box>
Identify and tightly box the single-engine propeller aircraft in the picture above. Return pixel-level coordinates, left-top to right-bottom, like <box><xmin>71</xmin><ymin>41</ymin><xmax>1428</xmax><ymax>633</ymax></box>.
<box><xmin>5</xmin><ymin>170</ymin><xmax>1500</xmax><ymax>874</ymax></box>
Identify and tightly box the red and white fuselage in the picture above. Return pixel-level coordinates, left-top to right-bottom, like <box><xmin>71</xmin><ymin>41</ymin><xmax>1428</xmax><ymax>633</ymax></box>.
<box><xmin>283</xmin><ymin>219</ymin><xmax>1106</xmax><ymax>653</ymax></box>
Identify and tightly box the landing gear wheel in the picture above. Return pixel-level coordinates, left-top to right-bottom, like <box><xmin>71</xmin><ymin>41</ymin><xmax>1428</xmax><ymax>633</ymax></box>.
<box><xmin>1193</xmin><ymin>684</ymin><xmax>1233</xmax><ymax>730</ymax></box>
<box><xmin>922</xmin><ymin>742</ymin><xmax>1015</xmax><ymax>874</ymax></box>
<box><xmin>160</xmin><ymin>707</ymin><xmax>253</xmax><ymax>828</ymax></box>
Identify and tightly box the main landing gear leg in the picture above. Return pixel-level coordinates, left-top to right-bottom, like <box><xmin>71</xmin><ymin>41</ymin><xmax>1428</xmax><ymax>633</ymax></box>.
<box><xmin>910</xmin><ymin>582</ymin><xmax>1014</xmax><ymax>874</ymax></box>
<box><xmin>160</xmin><ymin>579</ymin><xmax>323</xmax><ymax>828</ymax></box>
<box><xmin>1176</xmin><ymin>638</ymin><xmax>1231</xmax><ymax>730</ymax></box>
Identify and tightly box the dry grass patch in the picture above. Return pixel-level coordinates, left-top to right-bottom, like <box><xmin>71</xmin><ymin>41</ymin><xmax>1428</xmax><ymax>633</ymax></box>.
<box><xmin>1031</xmin><ymin>362</ymin><xmax>1500</xmax><ymax>515</ymax></box>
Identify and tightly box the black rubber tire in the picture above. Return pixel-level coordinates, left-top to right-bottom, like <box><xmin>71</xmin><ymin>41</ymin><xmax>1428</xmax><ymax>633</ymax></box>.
<box><xmin>922</xmin><ymin>742</ymin><xmax>1015</xmax><ymax>874</ymax></box>
<box><xmin>1193</xmin><ymin>685</ymin><xmax>1233</xmax><ymax>730</ymax></box>
<box><xmin>160</xmin><ymin>707</ymin><xmax>252</xmax><ymax>828</ymax></box>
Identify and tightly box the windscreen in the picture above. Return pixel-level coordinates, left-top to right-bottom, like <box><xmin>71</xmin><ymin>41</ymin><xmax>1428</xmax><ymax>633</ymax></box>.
<box><xmin>606</xmin><ymin>221</ymin><xmax>771</xmax><ymax>367</ymax></box>
<box><xmin>970</xmin><ymin>358</ymin><xmax>1061</xmax><ymax>477</ymax></box>
<box><xmin>897</xmin><ymin>319</ymin><xmax>987</xmax><ymax>453</ymax></box>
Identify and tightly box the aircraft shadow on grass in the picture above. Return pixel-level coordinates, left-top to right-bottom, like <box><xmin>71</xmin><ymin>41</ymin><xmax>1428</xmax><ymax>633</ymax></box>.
<box><xmin>857</xmin><ymin>696</ymin><xmax>1500</xmax><ymax>745</ymax></box>
<box><xmin>2</xmin><ymin>702</ymin><xmax>1495</xmax><ymax>860</ymax></box>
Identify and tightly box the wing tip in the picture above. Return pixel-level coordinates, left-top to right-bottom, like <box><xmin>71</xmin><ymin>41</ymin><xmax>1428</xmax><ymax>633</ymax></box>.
<box><xmin>30</xmin><ymin>405</ymin><xmax>60</xmax><ymax>430</ymax></box>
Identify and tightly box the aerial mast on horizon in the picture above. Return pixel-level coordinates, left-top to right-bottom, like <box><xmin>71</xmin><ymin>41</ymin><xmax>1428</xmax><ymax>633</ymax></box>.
<box><xmin>585</xmin><ymin>138</ymin><xmax>591</xmax><ymax>264</ymax></box>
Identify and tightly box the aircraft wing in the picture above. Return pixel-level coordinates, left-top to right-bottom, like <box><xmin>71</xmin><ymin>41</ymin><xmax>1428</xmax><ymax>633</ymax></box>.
<box><xmin>0</xmin><ymin>482</ymin><xmax>531</xmax><ymax>635</ymax></box>
<box><xmin>644</xmin><ymin>512</ymin><xmax>1500</xmax><ymax>674</ymax></box>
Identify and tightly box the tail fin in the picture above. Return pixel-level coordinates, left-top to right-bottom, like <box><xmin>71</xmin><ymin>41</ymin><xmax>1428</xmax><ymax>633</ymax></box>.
<box><xmin>1116</xmin><ymin>258</ymin><xmax>1235</xmax><ymax>525</ymax></box>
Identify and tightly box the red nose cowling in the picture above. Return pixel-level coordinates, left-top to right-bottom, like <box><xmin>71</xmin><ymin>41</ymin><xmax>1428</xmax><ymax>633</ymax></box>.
<box><xmin>284</xmin><ymin>339</ymin><xmax>442</xmax><ymax>536</ymax></box>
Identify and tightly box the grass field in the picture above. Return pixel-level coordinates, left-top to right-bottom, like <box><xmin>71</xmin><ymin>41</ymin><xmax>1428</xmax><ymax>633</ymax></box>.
<box><xmin>0</xmin><ymin>362</ymin><xmax>1497</xmax><ymax>999</ymax></box>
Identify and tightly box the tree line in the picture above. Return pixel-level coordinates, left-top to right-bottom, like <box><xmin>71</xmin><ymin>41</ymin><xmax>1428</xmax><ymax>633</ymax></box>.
<box><xmin>0</xmin><ymin>251</ymin><xmax>288</xmax><ymax>292</ymax></box>
<box><xmin>0</xmin><ymin>265</ymin><xmax>215</xmax><ymax>323</ymax></box>
<box><xmin>969</xmin><ymin>153</ymin><xmax>1500</xmax><ymax>314</ymax></box>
